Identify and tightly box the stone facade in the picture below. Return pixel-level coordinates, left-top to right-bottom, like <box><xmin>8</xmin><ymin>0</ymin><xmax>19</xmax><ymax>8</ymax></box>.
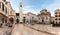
<box><xmin>16</xmin><ymin>13</ymin><xmax>20</xmax><ymax>23</ymax></box>
<box><xmin>51</xmin><ymin>16</ymin><xmax>54</xmax><ymax>23</ymax></box>
<box><xmin>23</xmin><ymin>14</ymin><xmax>28</xmax><ymax>23</ymax></box>
<box><xmin>26</xmin><ymin>12</ymin><xmax>39</xmax><ymax>24</ymax></box>
<box><xmin>54</xmin><ymin>9</ymin><xmax>60</xmax><ymax>24</ymax></box>
<box><xmin>0</xmin><ymin>0</ymin><xmax>16</xmax><ymax>27</ymax></box>
<box><xmin>38</xmin><ymin>9</ymin><xmax>51</xmax><ymax>24</ymax></box>
<box><xmin>19</xmin><ymin>2</ymin><xmax>23</xmax><ymax>23</ymax></box>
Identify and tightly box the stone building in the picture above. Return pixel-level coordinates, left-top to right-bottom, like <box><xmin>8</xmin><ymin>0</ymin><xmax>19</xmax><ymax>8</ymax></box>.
<box><xmin>23</xmin><ymin>14</ymin><xmax>28</xmax><ymax>23</ymax></box>
<box><xmin>7</xmin><ymin>3</ymin><xmax>16</xmax><ymax>25</ymax></box>
<box><xmin>26</xmin><ymin>12</ymin><xmax>39</xmax><ymax>24</ymax></box>
<box><xmin>54</xmin><ymin>9</ymin><xmax>60</xmax><ymax>24</ymax></box>
<box><xmin>16</xmin><ymin>13</ymin><xmax>27</xmax><ymax>23</ymax></box>
<box><xmin>16</xmin><ymin>13</ymin><xmax>20</xmax><ymax>23</ymax></box>
<box><xmin>0</xmin><ymin>0</ymin><xmax>16</xmax><ymax>27</ymax></box>
<box><xmin>51</xmin><ymin>16</ymin><xmax>54</xmax><ymax>24</ymax></box>
<box><xmin>38</xmin><ymin>9</ymin><xmax>51</xmax><ymax>24</ymax></box>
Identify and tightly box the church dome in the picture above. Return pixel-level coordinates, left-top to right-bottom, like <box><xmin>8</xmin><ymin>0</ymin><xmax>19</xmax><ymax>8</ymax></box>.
<box><xmin>40</xmin><ymin>9</ymin><xmax>51</xmax><ymax>15</ymax></box>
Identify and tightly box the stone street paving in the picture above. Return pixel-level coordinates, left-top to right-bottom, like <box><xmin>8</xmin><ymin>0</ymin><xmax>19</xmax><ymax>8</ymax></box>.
<box><xmin>11</xmin><ymin>24</ymin><xmax>60</xmax><ymax>35</ymax></box>
<box><xmin>0</xmin><ymin>26</ymin><xmax>12</xmax><ymax>35</ymax></box>
<box><xmin>1</xmin><ymin>24</ymin><xmax>60</xmax><ymax>35</ymax></box>
<box><xmin>11</xmin><ymin>24</ymin><xmax>49</xmax><ymax>35</ymax></box>
<box><xmin>25</xmin><ymin>24</ymin><xmax>60</xmax><ymax>35</ymax></box>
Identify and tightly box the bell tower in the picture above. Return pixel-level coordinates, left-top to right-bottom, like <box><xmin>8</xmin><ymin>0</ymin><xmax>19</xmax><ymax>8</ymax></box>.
<box><xmin>19</xmin><ymin>0</ymin><xmax>23</xmax><ymax>23</ymax></box>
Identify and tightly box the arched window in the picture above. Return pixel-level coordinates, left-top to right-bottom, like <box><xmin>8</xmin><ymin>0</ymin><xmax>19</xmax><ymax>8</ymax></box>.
<box><xmin>2</xmin><ymin>3</ymin><xmax>4</xmax><ymax>11</ymax></box>
<box><xmin>55</xmin><ymin>18</ymin><xmax>57</xmax><ymax>20</ymax></box>
<box><xmin>56</xmin><ymin>22</ymin><xmax>57</xmax><ymax>24</ymax></box>
<box><xmin>2</xmin><ymin>18</ymin><xmax>4</xmax><ymax>23</ymax></box>
<box><xmin>55</xmin><ymin>15</ymin><xmax>58</xmax><ymax>17</ymax></box>
<box><xmin>5</xmin><ymin>19</ymin><xmax>7</xmax><ymax>23</ymax></box>
<box><xmin>9</xmin><ymin>18</ymin><xmax>14</xmax><ymax>23</ymax></box>
<box><xmin>42</xmin><ymin>19</ymin><xmax>44</xmax><ymax>22</ymax></box>
<box><xmin>5</xmin><ymin>7</ymin><xmax>7</xmax><ymax>13</ymax></box>
<box><xmin>55</xmin><ymin>12</ymin><xmax>57</xmax><ymax>14</ymax></box>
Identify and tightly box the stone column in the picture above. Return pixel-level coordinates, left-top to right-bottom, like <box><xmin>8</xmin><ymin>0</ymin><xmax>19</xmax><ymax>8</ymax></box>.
<box><xmin>1</xmin><ymin>2</ymin><xmax>2</xmax><ymax>10</ymax></box>
<box><xmin>4</xmin><ymin>6</ymin><xmax>6</xmax><ymax>13</ymax></box>
<box><xmin>13</xmin><ymin>17</ymin><xmax>16</xmax><ymax>25</ymax></box>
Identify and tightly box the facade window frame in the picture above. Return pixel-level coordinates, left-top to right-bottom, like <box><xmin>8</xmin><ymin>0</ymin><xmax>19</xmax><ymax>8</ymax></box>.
<box><xmin>5</xmin><ymin>19</ymin><xmax>7</xmax><ymax>23</ymax></box>
<box><xmin>55</xmin><ymin>18</ymin><xmax>57</xmax><ymax>20</ymax></box>
<box><xmin>2</xmin><ymin>3</ymin><xmax>4</xmax><ymax>11</ymax></box>
<box><xmin>46</xmin><ymin>17</ymin><xmax>48</xmax><ymax>19</ymax></box>
<box><xmin>6</xmin><ymin>7</ymin><xmax>7</xmax><ymax>14</ymax></box>
<box><xmin>56</xmin><ymin>22</ymin><xmax>57</xmax><ymax>24</ymax></box>
<box><xmin>59</xmin><ymin>15</ymin><xmax>60</xmax><ymax>17</ymax></box>
<box><xmin>59</xmin><ymin>18</ymin><xmax>60</xmax><ymax>20</ymax></box>
<box><xmin>55</xmin><ymin>12</ymin><xmax>57</xmax><ymax>14</ymax></box>
<box><xmin>55</xmin><ymin>15</ymin><xmax>58</xmax><ymax>17</ymax></box>
<box><xmin>20</xmin><ymin>5</ymin><xmax>22</xmax><ymax>7</ymax></box>
<box><xmin>2</xmin><ymin>18</ymin><xmax>4</xmax><ymax>23</ymax></box>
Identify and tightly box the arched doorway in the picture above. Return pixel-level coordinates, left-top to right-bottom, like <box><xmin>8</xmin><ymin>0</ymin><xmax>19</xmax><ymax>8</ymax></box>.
<box><xmin>7</xmin><ymin>17</ymin><xmax>14</xmax><ymax>27</ymax></box>
<box><xmin>42</xmin><ymin>19</ymin><xmax>44</xmax><ymax>24</ymax></box>
<box><xmin>16</xmin><ymin>19</ymin><xmax>19</xmax><ymax>23</ymax></box>
<box><xmin>9</xmin><ymin>18</ymin><xmax>14</xmax><ymax>24</ymax></box>
<box><xmin>23</xmin><ymin>17</ymin><xmax>26</xmax><ymax>23</ymax></box>
<box><xmin>42</xmin><ymin>19</ymin><xmax>44</xmax><ymax>22</ymax></box>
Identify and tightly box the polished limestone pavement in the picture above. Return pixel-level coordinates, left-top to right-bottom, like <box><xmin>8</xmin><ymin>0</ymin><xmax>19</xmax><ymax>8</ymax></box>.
<box><xmin>11</xmin><ymin>24</ymin><xmax>56</xmax><ymax>35</ymax></box>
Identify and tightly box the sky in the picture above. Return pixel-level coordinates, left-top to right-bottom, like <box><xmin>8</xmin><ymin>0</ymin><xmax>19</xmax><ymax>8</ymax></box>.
<box><xmin>6</xmin><ymin>0</ymin><xmax>60</xmax><ymax>16</ymax></box>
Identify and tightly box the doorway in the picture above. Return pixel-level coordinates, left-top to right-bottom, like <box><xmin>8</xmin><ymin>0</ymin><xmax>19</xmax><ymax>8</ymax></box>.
<box><xmin>23</xmin><ymin>17</ymin><xmax>26</xmax><ymax>23</ymax></box>
<box><xmin>16</xmin><ymin>19</ymin><xmax>19</xmax><ymax>23</ymax></box>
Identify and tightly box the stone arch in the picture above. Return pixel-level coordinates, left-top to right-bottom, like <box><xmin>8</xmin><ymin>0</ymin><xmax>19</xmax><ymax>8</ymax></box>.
<box><xmin>9</xmin><ymin>17</ymin><xmax>14</xmax><ymax>24</ymax></box>
<box><xmin>16</xmin><ymin>19</ymin><xmax>19</xmax><ymax>23</ymax></box>
<box><xmin>6</xmin><ymin>17</ymin><xmax>14</xmax><ymax>27</ymax></box>
<box><xmin>23</xmin><ymin>17</ymin><xmax>26</xmax><ymax>23</ymax></box>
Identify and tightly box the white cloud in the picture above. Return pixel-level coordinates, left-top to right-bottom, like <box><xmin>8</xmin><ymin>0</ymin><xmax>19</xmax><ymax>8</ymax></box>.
<box><xmin>45</xmin><ymin>0</ymin><xmax>60</xmax><ymax>16</ymax></box>
<box><xmin>23</xmin><ymin>6</ymin><xmax>39</xmax><ymax>15</ymax></box>
<box><xmin>23</xmin><ymin>0</ymin><xmax>60</xmax><ymax>16</ymax></box>
<box><xmin>7</xmin><ymin>0</ymin><xmax>60</xmax><ymax>16</ymax></box>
